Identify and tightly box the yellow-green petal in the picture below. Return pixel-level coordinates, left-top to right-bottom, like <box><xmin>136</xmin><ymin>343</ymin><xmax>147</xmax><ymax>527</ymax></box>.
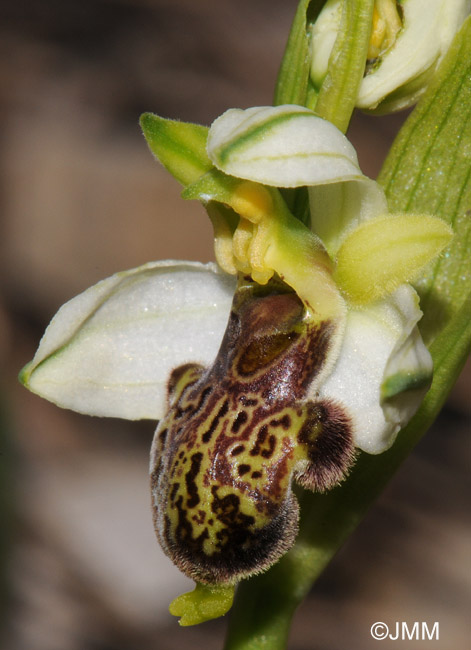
<box><xmin>334</xmin><ymin>214</ymin><xmax>453</xmax><ymax>304</ymax></box>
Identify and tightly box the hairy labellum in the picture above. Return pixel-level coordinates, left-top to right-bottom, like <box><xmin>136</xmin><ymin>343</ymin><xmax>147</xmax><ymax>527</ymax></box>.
<box><xmin>150</xmin><ymin>278</ymin><xmax>355</xmax><ymax>584</ymax></box>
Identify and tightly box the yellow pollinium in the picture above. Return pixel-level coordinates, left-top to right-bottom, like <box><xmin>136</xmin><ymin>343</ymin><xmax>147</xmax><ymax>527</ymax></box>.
<box><xmin>368</xmin><ymin>0</ymin><xmax>402</xmax><ymax>60</ymax></box>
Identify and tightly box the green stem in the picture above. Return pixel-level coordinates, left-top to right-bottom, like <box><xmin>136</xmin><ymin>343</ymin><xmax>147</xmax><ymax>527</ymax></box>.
<box><xmin>315</xmin><ymin>0</ymin><xmax>374</xmax><ymax>132</ymax></box>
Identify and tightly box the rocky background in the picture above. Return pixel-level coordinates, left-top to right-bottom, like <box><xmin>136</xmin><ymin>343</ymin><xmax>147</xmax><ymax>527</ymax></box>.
<box><xmin>0</xmin><ymin>1</ymin><xmax>469</xmax><ymax>649</ymax></box>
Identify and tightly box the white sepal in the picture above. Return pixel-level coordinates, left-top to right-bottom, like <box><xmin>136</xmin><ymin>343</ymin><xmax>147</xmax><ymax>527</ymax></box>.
<box><xmin>316</xmin><ymin>285</ymin><xmax>432</xmax><ymax>454</ymax></box>
<box><xmin>21</xmin><ymin>261</ymin><xmax>235</xmax><ymax>420</ymax></box>
<box><xmin>207</xmin><ymin>105</ymin><xmax>363</xmax><ymax>188</ymax></box>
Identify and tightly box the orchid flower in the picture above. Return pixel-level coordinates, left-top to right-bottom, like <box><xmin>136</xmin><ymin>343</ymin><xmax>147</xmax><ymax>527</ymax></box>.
<box><xmin>310</xmin><ymin>0</ymin><xmax>470</xmax><ymax>112</ymax></box>
<box><xmin>20</xmin><ymin>104</ymin><xmax>451</xmax><ymax>625</ymax></box>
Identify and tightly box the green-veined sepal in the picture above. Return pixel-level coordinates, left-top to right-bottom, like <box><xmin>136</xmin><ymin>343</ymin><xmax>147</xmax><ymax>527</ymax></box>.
<box><xmin>207</xmin><ymin>105</ymin><xmax>363</xmax><ymax>188</ymax></box>
<box><xmin>19</xmin><ymin>261</ymin><xmax>236</xmax><ymax>420</ymax></box>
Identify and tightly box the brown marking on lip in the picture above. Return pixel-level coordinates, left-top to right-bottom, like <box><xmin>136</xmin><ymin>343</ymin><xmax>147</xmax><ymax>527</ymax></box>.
<box><xmin>270</xmin><ymin>414</ymin><xmax>291</xmax><ymax>429</ymax></box>
<box><xmin>193</xmin><ymin>385</ymin><xmax>213</xmax><ymax>413</ymax></box>
<box><xmin>240</xmin><ymin>293</ymin><xmax>303</xmax><ymax>335</ymax></box>
<box><xmin>261</xmin><ymin>434</ymin><xmax>276</xmax><ymax>459</ymax></box>
<box><xmin>167</xmin><ymin>363</ymin><xmax>204</xmax><ymax>401</ymax></box>
<box><xmin>239</xmin><ymin>396</ymin><xmax>258</xmax><ymax>406</ymax></box>
<box><xmin>161</xmin><ymin>488</ymin><xmax>300</xmax><ymax>584</ymax></box>
<box><xmin>231</xmin><ymin>410</ymin><xmax>248</xmax><ymax>433</ymax></box>
<box><xmin>201</xmin><ymin>400</ymin><xmax>229</xmax><ymax>443</ymax></box>
<box><xmin>231</xmin><ymin>445</ymin><xmax>245</xmax><ymax>456</ymax></box>
<box><xmin>169</xmin><ymin>482</ymin><xmax>179</xmax><ymax>504</ymax></box>
<box><xmin>151</xmin><ymin>278</ymin><xmax>347</xmax><ymax>585</ymax></box>
<box><xmin>210</xmin><ymin>487</ymin><xmax>255</xmax><ymax>541</ymax></box>
<box><xmin>237</xmin><ymin>464</ymin><xmax>251</xmax><ymax>477</ymax></box>
<box><xmin>264</xmin><ymin>436</ymin><xmax>294</xmax><ymax>500</ymax></box>
<box><xmin>185</xmin><ymin>452</ymin><xmax>203</xmax><ymax>508</ymax></box>
<box><xmin>192</xmin><ymin>510</ymin><xmax>207</xmax><ymax>525</ymax></box>
<box><xmin>158</xmin><ymin>428</ymin><xmax>168</xmax><ymax>444</ymax></box>
<box><xmin>250</xmin><ymin>424</ymin><xmax>268</xmax><ymax>457</ymax></box>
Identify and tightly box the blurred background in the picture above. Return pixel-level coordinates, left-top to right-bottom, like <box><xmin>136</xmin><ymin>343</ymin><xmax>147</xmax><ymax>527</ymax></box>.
<box><xmin>0</xmin><ymin>1</ymin><xmax>469</xmax><ymax>648</ymax></box>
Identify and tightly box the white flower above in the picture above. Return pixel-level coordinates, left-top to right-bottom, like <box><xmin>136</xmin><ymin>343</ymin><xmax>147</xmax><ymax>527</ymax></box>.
<box><xmin>310</xmin><ymin>0</ymin><xmax>471</xmax><ymax>112</ymax></box>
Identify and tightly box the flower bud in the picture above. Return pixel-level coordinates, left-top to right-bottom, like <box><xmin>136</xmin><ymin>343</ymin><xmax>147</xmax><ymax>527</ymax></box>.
<box><xmin>310</xmin><ymin>0</ymin><xmax>470</xmax><ymax>112</ymax></box>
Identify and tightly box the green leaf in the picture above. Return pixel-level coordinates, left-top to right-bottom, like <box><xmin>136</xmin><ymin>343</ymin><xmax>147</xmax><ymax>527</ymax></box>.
<box><xmin>140</xmin><ymin>113</ymin><xmax>212</xmax><ymax>186</ymax></box>
<box><xmin>378</xmin><ymin>16</ymin><xmax>471</xmax><ymax>345</ymax></box>
<box><xmin>224</xmin><ymin>16</ymin><xmax>471</xmax><ymax>650</ymax></box>
<box><xmin>315</xmin><ymin>0</ymin><xmax>374</xmax><ymax>132</ymax></box>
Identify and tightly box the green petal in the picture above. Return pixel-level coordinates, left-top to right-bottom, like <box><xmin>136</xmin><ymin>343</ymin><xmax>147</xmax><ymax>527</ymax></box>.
<box><xmin>20</xmin><ymin>261</ymin><xmax>235</xmax><ymax>420</ymax></box>
<box><xmin>207</xmin><ymin>105</ymin><xmax>363</xmax><ymax>188</ymax></box>
<box><xmin>334</xmin><ymin>214</ymin><xmax>453</xmax><ymax>304</ymax></box>
<box><xmin>140</xmin><ymin>113</ymin><xmax>211</xmax><ymax>186</ymax></box>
